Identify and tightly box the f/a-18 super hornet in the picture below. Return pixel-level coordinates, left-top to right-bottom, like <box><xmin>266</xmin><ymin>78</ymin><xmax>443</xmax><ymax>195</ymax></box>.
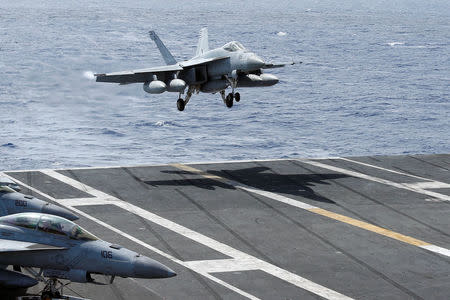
<box><xmin>0</xmin><ymin>212</ymin><xmax>176</xmax><ymax>299</ymax></box>
<box><xmin>0</xmin><ymin>176</ymin><xmax>78</xmax><ymax>221</ymax></box>
<box><xmin>95</xmin><ymin>28</ymin><xmax>297</xmax><ymax>111</ymax></box>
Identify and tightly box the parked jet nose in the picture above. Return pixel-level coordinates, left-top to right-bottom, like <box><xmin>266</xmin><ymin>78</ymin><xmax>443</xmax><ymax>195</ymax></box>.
<box><xmin>42</xmin><ymin>203</ymin><xmax>78</xmax><ymax>221</ymax></box>
<box><xmin>247</xmin><ymin>55</ymin><xmax>265</xmax><ymax>70</ymax></box>
<box><xmin>134</xmin><ymin>256</ymin><xmax>176</xmax><ymax>279</ymax></box>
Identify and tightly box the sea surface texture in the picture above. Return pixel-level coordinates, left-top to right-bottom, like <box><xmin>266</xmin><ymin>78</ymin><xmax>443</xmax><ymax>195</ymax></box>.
<box><xmin>1</xmin><ymin>0</ymin><xmax>449</xmax><ymax>170</ymax></box>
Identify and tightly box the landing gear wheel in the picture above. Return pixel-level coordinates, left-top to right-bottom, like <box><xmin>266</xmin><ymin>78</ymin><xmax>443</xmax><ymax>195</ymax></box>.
<box><xmin>226</xmin><ymin>93</ymin><xmax>234</xmax><ymax>108</ymax></box>
<box><xmin>234</xmin><ymin>92</ymin><xmax>240</xmax><ymax>102</ymax></box>
<box><xmin>41</xmin><ymin>292</ymin><xmax>52</xmax><ymax>300</ymax></box>
<box><xmin>177</xmin><ymin>98</ymin><xmax>185</xmax><ymax>111</ymax></box>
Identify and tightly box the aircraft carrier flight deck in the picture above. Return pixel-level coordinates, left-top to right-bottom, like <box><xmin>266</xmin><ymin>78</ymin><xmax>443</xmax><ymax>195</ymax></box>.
<box><xmin>2</xmin><ymin>154</ymin><xmax>449</xmax><ymax>299</ymax></box>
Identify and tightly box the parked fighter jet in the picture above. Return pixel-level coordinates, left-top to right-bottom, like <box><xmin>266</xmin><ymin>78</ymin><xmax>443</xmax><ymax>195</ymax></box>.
<box><xmin>95</xmin><ymin>28</ymin><xmax>296</xmax><ymax>111</ymax></box>
<box><xmin>0</xmin><ymin>177</ymin><xmax>78</xmax><ymax>221</ymax></box>
<box><xmin>0</xmin><ymin>212</ymin><xmax>175</xmax><ymax>298</ymax></box>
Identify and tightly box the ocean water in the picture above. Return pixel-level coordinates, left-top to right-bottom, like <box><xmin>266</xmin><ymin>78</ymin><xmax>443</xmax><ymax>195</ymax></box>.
<box><xmin>1</xmin><ymin>0</ymin><xmax>449</xmax><ymax>170</ymax></box>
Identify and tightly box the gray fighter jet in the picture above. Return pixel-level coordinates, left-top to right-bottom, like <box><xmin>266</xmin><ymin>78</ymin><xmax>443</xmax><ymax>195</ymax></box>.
<box><xmin>0</xmin><ymin>212</ymin><xmax>175</xmax><ymax>298</ymax></box>
<box><xmin>95</xmin><ymin>28</ymin><xmax>296</xmax><ymax>111</ymax></box>
<box><xmin>0</xmin><ymin>177</ymin><xmax>78</xmax><ymax>221</ymax></box>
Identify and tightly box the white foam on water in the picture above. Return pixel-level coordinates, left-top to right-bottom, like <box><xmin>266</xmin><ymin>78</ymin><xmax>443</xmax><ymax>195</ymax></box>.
<box><xmin>277</xmin><ymin>31</ymin><xmax>287</xmax><ymax>36</ymax></box>
<box><xmin>387</xmin><ymin>42</ymin><xmax>404</xmax><ymax>47</ymax></box>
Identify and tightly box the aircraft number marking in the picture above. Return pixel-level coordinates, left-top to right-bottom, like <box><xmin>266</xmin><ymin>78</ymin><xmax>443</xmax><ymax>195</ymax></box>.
<box><xmin>101</xmin><ymin>250</ymin><xmax>113</xmax><ymax>259</ymax></box>
<box><xmin>15</xmin><ymin>200</ymin><xmax>27</xmax><ymax>207</ymax></box>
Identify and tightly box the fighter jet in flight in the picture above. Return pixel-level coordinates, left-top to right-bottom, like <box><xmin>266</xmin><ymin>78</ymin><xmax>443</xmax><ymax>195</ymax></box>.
<box><xmin>0</xmin><ymin>212</ymin><xmax>175</xmax><ymax>298</ymax></box>
<box><xmin>0</xmin><ymin>176</ymin><xmax>78</xmax><ymax>221</ymax></box>
<box><xmin>95</xmin><ymin>28</ymin><xmax>296</xmax><ymax>111</ymax></box>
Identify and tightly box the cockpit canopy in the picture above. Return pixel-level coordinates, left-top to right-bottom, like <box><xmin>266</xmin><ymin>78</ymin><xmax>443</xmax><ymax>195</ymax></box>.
<box><xmin>0</xmin><ymin>185</ymin><xmax>15</xmax><ymax>193</ymax></box>
<box><xmin>0</xmin><ymin>213</ymin><xmax>98</xmax><ymax>241</ymax></box>
<box><xmin>222</xmin><ymin>41</ymin><xmax>246</xmax><ymax>52</ymax></box>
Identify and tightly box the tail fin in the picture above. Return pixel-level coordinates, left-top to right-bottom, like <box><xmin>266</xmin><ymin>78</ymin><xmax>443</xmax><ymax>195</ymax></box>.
<box><xmin>195</xmin><ymin>27</ymin><xmax>209</xmax><ymax>57</ymax></box>
<box><xmin>149</xmin><ymin>31</ymin><xmax>177</xmax><ymax>65</ymax></box>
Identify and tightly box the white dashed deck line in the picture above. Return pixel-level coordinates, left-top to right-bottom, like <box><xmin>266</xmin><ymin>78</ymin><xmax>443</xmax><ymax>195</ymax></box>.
<box><xmin>420</xmin><ymin>245</ymin><xmax>450</xmax><ymax>257</ymax></box>
<box><xmin>338</xmin><ymin>158</ymin><xmax>435</xmax><ymax>181</ymax></box>
<box><xmin>27</xmin><ymin>170</ymin><xmax>354</xmax><ymax>300</ymax></box>
<box><xmin>339</xmin><ymin>158</ymin><xmax>450</xmax><ymax>189</ymax></box>
<box><xmin>300</xmin><ymin>159</ymin><xmax>450</xmax><ymax>201</ymax></box>
<box><xmin>404</xmin><ymin>182</ymin><xmax>450</xmax><ymax>189</ymax></box>
<box><xmin>56</xmin><ymin>198</ymin><xmax>116</xmax><ymax>206</ymax></box>
<box><xmin>185</xmin><ymin>259</ymin><xmax>259</xmax><ymax>273</ymax></box>
<box><xmin>238</xmin><ymin>186</ymin><xmax>318</xmax><ymax>210</ymax></box>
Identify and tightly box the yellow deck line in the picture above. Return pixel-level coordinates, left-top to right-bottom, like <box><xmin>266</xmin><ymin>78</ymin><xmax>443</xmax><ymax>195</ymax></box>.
<box><xmin>172</xmin><ymin>163</ymin><xmax>434</xmax><ymax>249</ymax></box>
<box><xmin>308</xmin><ymin>208</ymin><xmax>429</xmax><ymax>246</ymax></box>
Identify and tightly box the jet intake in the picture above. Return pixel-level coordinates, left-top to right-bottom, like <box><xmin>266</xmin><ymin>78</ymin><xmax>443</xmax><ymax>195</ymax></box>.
<box><xmin>143</xmin><ymin>80</ymin><xmax>167</xmax><ymax>94</ymax></box>
<box><xmin>43</xmin><ymin>269</ymin><xmax>90</xmax><ymax>283</ymax></box>
<box><xmin>200</xmin><ymin>79</ymin><xmax>228</xmax><ymax>93</ymax></box>
<box><xmin>167</xmin><ymin>78</ymin><xmax>186</xmax><ymax>92</ymax></box>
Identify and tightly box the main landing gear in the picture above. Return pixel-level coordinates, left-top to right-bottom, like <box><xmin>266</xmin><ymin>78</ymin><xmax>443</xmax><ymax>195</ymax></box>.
<box><xmin>177</xmin><ymin>86</ymin><xmax>194</xmax><ymax>111</ymax></box>
<box><xmin>221</xmin><ymin>91</ymin><xmax>240</xmax><ymax>108</ymax></box>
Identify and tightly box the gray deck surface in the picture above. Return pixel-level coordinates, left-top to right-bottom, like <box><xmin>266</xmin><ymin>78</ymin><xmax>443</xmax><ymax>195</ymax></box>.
<box><xmin>1</xmin><ymin>154</ymin><xmax>449</xmax><ymax>300</ymax></box>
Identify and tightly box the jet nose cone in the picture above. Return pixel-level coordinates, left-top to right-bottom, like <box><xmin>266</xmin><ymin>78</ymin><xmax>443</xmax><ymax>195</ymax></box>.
<box><xmin>134</xmin><ymin>256</ymin><xmax>176</xmax><ymax>279</ymax></box>
<box><xmin>247</xmin><ymin>55</ymin><xmax>265</xmax><ymax>69</ymax></box>
<box><xmin>42</xmin><ymin>204</ymin><xmax>79</xmax><ymax>221</ymax></box>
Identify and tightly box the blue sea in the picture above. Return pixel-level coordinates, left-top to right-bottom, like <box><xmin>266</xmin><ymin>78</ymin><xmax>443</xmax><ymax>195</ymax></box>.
<box><xmin>1</xmin><ymin>0</ymin><xmax>449</xmax><ymax>170</ymax></box>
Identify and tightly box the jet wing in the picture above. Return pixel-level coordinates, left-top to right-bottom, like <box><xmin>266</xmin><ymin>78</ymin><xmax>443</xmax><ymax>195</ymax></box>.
<box><xmin>262</xmin><ymin>61</ymin><xmax>300</xmax><ymax>69</ymax></box>
<box><xmin>0</xmin><ymin>239</ymin><xmax>67</xmax><ymax>253</ymax></box>
<box><xmin>95</xmin><ymin>57</ymin><xmax>230</xmax><ymax>84</ymax></box>
<box><xmin>95</xmin><ymin>64</ymin><xmax>183</xmax><ymax>84</ymax></box>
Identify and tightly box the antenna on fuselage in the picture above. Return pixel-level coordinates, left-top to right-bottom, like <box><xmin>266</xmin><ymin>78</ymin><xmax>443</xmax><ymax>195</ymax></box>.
<box><xmin>149</xmin><ymin>30</ymin><xmax>177</xmax><ymax>65</ymax></box>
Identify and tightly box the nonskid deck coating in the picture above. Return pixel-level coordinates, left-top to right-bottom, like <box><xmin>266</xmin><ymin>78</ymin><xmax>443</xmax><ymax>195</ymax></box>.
<box><xmin>1</xmin><ymin>154</ymin><xmax>449</xmax><ymax>300</ymax></box>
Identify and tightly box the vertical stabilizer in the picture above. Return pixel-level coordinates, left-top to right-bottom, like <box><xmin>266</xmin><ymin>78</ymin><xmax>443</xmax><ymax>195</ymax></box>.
<box><xmin>149</xmin><ymin>31</ymin><xmax>177</xmax><ymax>65</ymax></box>
<box><xmin>195</xmin><ymin>28</ymin><xmax>209</xmax><ymax>57</ymax></box>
